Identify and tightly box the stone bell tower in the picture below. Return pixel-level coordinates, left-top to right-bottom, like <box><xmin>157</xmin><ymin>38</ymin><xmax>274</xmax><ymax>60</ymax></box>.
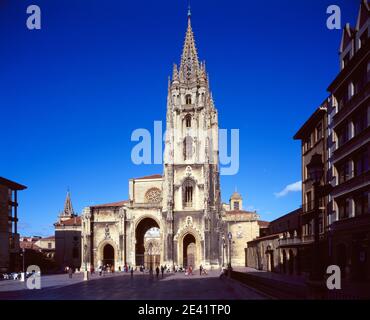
<box><xmin>162</xmin><ymin>8</ymin><xmax>221</xmax><ymax>268</ymax></box>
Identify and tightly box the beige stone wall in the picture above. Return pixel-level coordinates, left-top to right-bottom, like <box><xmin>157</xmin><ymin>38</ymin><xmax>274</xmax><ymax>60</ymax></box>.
<box><xmin>130</xmin><ymin>178</ymin><xmax>162</xmax><ymax>204</ymax></box>
<box><xmin>246</xmin><ymin>237</ymin><xmax>280</xmax><ymax>271</ymax></box>
<box><xmin>35</xmin><ymin>238</ymin><xmax>55</xmax><ymax>250</ymax></box>
<box><xmin>227</xmin><ymin>220</ymin><xmax>259</xmax><ymax>267</ymax></box>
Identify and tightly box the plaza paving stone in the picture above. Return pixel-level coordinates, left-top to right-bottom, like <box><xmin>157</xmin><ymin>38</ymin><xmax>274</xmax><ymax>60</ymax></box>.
<box><xmin>0</xmin><ymin>270</ymin><xmax>267</xmax><ymax>300</ymax></box>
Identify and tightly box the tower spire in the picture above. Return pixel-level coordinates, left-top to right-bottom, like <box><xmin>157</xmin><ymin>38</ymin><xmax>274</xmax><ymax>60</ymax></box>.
<box><xmin>179</xmin><ymin>3</ymin><xmax>200</xmax><ymax>83</ymax></box>
<box><xmin>59</xmin><ymin>190</ymin><xmax>75</xmax><ymax>221</ymax></box>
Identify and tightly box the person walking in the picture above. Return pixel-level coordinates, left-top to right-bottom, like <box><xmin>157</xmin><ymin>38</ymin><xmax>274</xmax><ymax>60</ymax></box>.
<box><xmin>68</xmin><ymin>266</ymin><xmax>73</xmax><ymax>279</ymax></box>
<box><xmin>199</xmin><ymin>265</ymin><xmax>203</xmax><ymax>276</ymax></box>
<box><xmin>130</xmin><ymin>266</ymin><xmax>134</xmax><ymax>278</ymax></box>
<box><xmin>99</xmin><ymin>265</ymin><xmax>103</xmax><ymax>276</ymax></box>
<box><xmin>161</xmin><ymin>265</ymin><xmax>165</xmax><ymax>278</ymax></box>
<box><xmin>156</xmin><ymin>266</ymin><xmax>160</xmax><ymax>278</ymax></box>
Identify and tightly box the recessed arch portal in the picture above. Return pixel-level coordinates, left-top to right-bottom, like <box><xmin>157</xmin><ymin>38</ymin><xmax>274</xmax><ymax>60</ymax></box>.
<box><xmin>102</xmin><ymin>244</ymin><xmax>114</xmax><ymax>268</ymax></box>
<box><xmin>135</xmin><ymin>217</ymin><xmax>160</xmax><ymax>267</ymax></box>
<box><xmin>183</xmin><ymin>233</ymin><xmax>196</xmax><ymax>268</ymax></box>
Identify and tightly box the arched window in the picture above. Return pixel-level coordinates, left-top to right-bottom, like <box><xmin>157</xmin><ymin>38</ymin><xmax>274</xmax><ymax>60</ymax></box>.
<box><xmin>183</xmin><ymin>136</ymin><xmax>193</xmax><ymax>160</ymax></box>
<box><xmin>186</xmin><ymin>94</ymin><xmax>192</xmax><ymax>105</ymax></box>
<box><xmin>233</xmin><ymin>201</ymin><xmax>240</xmax><ymax>210</ymax></box>
<box><xmin>185</xmin><ymin>114</ymin><xmax>192</xmax><ymax>128</ymax></box>
<box><xmin>183</xmin><ymin>179</ymin><xmax>195</xmax><ymax>208</ymax></box>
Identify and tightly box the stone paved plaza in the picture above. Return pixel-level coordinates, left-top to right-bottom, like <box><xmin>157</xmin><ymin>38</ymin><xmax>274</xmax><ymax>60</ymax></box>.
<box><xmin>0</xmin><ymin>270</ymin><xmax>267</xmax><ymax>300</ymax></box>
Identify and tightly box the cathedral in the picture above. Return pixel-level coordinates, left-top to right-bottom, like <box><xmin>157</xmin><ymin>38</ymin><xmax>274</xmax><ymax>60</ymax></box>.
<box><xmin>55</xmin><ymin>10</ymin><xmax>262</xmax><ymax>272</ymax></box>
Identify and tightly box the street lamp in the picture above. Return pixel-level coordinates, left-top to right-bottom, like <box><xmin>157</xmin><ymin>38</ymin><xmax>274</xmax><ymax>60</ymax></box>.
<box><xmin>20</xmin><ymin>248</ymin><xmax>26</xmax><ymax>282</ymax></box>
<box><xmin>227</xmin><ymin>232</ymin><xmax>232</xmax><ymax>276</ymax></box>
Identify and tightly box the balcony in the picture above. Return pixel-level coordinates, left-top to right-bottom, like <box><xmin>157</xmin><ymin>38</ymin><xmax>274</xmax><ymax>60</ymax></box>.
<box><xmin>331</xmin><ymin>170</ymin><xmax>370</xmax><ymax>198</ymax></box>
<box><xmin>331</xmin><ymin>214</ymin><xmax>370</xmax><ymax>233</ymax></box>
<box><xmin>302</xmin><ymin>201</ymin><xmax>326</xmax><ymax>214</ymax></box>
<box><xmin>278</xmin><ymin>237</ymin><xmax>303</xmax><ymax>247</ymax></box>
<box><xmin>333</xmin><ymin>81</ymin><xmax>370</xmax><ymax>128</ymax></box>
<box><xmin>333</xmin><ymin>127</ymin><xmax>370</xmax><ymax>163</ymax></box>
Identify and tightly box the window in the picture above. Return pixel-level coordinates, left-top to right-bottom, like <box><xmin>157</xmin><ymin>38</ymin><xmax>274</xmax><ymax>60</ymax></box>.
<box><xmin>183</xmin><ymin>136</ymin><xmax>193</xmax><ymax>160</ymax></box>
<box><xmin>48</xmin><ymin>243</ymin><xmax>52</xmax><ymax>249</ymax></box>
<box><xmin>183</xmin><ymin>179</ymin><xmax>194</xmax><ymax>208</ymax></box>
<box><xmin>348</xmin><ymin>82</ymin><xmax>355</xmax><ymax>100</ymax></box>
<box><xmin>354</xmin><ymin>148</ymin><xmax>369</xmax><ymax>176</ymax></box>
<box><xmin>316</xmin><ymin>122</ymin><xmax>323</xmax><ymax>141</ymax></box>
<box><xmin>338</xmin><ymin>161</ymin><xmax>351</xmax><ymax>184</ymax></box>
<box><xmin>233</xmin><ymin>201</ymin><xmax>240</xmax><ymax>210</ymax></box>
<box><xmin>185</xmin><ymin>114</ymin><xmax>192</xmax><ymax>128</ymax></box>
<box><xmin>185</xmin><ymin>94</ymin><xmax>192</xmax><ymax>105</ymax></box>
<box><xmin>306</xmin><ymin>191</ymin><xmax>312</xmax><ymax>211</ymax></box>
<box><xmin>338</xmin><ymin>198</ymin><xmax>350</xmax><ymax>219</ymax></box>
<box><xmin>337</xmin><ymin>125</ymin><xmax>348</xmax><ymax>147</ymax></box>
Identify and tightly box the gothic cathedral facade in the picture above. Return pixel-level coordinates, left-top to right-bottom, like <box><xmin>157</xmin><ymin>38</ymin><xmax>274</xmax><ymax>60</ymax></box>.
<box><xmin>80</xmin><ymin>12</ymin><xmax>225</xmax><ymax>271</ymax></box>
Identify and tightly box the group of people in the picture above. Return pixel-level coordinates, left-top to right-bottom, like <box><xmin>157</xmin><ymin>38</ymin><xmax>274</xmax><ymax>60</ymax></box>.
<box><xmin>183</xmin><ymin>265</ymin><xmax>208</xmax><ymax>276</ymax></box>
<box><xmin>65</xmin><ymin>263</ymin><xmax>214</xmax><ymax>279</ymax></box>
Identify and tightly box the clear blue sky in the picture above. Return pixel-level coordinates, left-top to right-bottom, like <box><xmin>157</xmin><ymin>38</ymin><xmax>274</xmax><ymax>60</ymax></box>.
<box><xmin>0</xmin><ymin>0</ymin><xmax>359</xmax><ymax>236</ymax></box>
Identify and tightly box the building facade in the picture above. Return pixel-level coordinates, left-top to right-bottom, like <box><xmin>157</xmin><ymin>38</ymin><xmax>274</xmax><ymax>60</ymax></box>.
<box><xmin>0</xmin><ymin>177</ymin><xmax>27</xmax><ymax>272</ymax></box>
<box><xmin>246</xmin><ymin>209</ymin><xmax>303</xmax><ymax>275</ymax></box>
<box><xmin>80</xmin><ymin>11</ymin><xmax>222</xmax><ymax>271</ymax></box>
<box><xmin>76</xmin><ymin>12</ymin><xmax>264</xmax><ymax>272</ymax></box>
<box><xmin>327</xmin><ymin>0</ymin><xmax>370</xmax><ymax>282</ymax></box>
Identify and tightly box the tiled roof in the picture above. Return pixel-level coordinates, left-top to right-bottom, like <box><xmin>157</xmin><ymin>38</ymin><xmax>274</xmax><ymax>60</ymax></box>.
<box><xmin>91</xmin><ymin>200</ymin><xmax>128</xmax><ymax>208</ymax></box>
<box><xmin>134</xmin><ymin>174</ymin><xmax>162</xmax><ymax>180</ymax></box>
<box><xmin>258</xmin><ymin>220</ymin><xmax>270</xmax><ymax>228</ymax></box>
<box><xmin>55</xmin><ymin>216</ymin><xmax>81</xmax><ymax>226</ymax></box>
<box><xmin>40</xmin><ymin>236</ymin><xmax>55</xmax><ymax>240</ymax></box>
<box><xmin>20</xmin><ymin>241</ymin><xmax>41</xmax><ymax>251</ymax></box>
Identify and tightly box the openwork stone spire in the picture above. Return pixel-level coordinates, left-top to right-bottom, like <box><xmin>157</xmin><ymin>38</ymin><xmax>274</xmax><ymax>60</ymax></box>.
<box><xmin>179</xmin><ymin>9</ymin><xmax>200</xmax><ymax>82</ymax></box>
<box><xmin>60</xmin><ymin>191</ymin><xmax>75</xmax><ymax>220</ymax></box>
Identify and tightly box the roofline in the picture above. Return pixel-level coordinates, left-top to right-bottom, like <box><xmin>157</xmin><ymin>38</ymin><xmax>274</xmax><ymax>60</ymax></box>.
<box><xmin>269</xmin><ymin>208</ymin><xmax>302</xmax><ymax>224</ymax></box>
<box><xmin>293</xmin><ymin>104</ymin><xmax>327</xmax><ymax>140</ymax></box>
<box><xmin>0</xmin><ymin>177</ymin><xmax>27</xmax><ymax>190</ymax></box>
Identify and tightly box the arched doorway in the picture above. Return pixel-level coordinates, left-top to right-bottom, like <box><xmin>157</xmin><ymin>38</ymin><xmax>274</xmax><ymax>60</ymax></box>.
<box><xmin>135</xmin><ymin>217</ymin><xmax>160</xmax><ymax>267</ymax></box>
<box><xmin>103</xmin><ymin>244</ymin><xmax>114</xmax><ymax>269</ymax></box>
<box><xmin>144</xmin><ymin>232</ymin><xmax>160</xmax><ymax>270</ymax></box>
<box><xmin>183</xmin><ymin>233</ymin><xmax>196</xmax><ymax>268</ymax></box>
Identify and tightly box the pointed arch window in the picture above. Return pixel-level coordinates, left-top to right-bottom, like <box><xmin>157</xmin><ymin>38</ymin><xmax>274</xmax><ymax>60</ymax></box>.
<box><xmin>185</xmin><ymin>114</ymin><xmax>192</xmax><ymax>128</ymax></box>
<box><xmin>183</xmin><ymin>136</ymin><xmax>193</xmax><ymax>160</ymax></box>
<box><xmin>186</xmin><ymin>94</ymin><xmax>192</xmax><ymax>105</ymax></box>
<box><xmin>183</xmin><ymin>178</ymin><xmax>195</xmax><ymax>208</ymax></box>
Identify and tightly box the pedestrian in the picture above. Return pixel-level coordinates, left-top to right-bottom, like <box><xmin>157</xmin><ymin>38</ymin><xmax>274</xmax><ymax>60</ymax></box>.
<box><xmin>161</xmin><ymin>265</ymin><xmax>164</xmax><ymax>278</ymax></box>
<box><xmin>99</xmin><ymin>265</ymin><xmax>102</xmax><ymax>276</ymax></box>
<box><xmin>200</xmin><ymin>264</ymin><xmax>203</xmax><ymax>276</ymax></box>
<box><xmin>156</xmin><ymin>266</ymin><xmax>160</xmax><ymax>278</ymax></box>
<box><xmin>68</xmin><ymin>266</ymin><xmax>73</xmax><ymax>279</ymax></box>
<box><xmin>130</xmin><ymin>266</ymin><xmax>134</xmax><ymax>278</ymax></box>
